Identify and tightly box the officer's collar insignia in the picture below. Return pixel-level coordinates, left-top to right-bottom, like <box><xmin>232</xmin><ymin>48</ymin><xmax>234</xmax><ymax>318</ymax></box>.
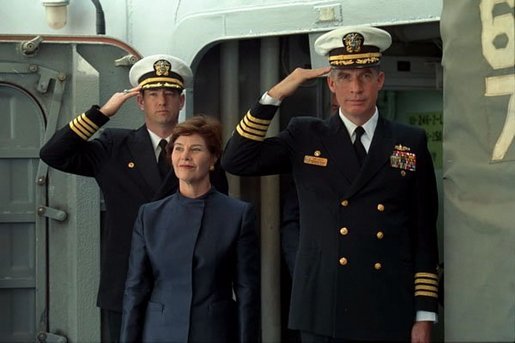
<box><xmin>153</xmin><ymin>59</ymin><xmax>171</xmax><ymax>76</ymax></box>
<box><xmin>343</xmin><ymin>32</ymin><xmax>364</xmax><ymax>53</ymax></box>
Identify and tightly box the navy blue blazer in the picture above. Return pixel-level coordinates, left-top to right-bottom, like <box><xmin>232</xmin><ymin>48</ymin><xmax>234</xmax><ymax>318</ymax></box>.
<box><xmin>120</xmin><ymin>188</ymin><xmax>260</xmax><ymax>343</ymax></box>
<box><xmin>222</xmin><ymin>102</ymin><xmax>439</xmax><ymax>341</ymax></box>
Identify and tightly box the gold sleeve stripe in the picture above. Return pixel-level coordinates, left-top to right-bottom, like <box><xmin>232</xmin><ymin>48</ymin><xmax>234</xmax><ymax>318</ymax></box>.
<box><xmin>79</xmin><ymin>113</ymin><xmax>99</xmax><ymax>131</ymax></box>
<box><xmin>243</xmin><ymin>115</ymin><xmax>269</xmax><ymax>131</ymax></box>
<box><xmin>236</xmin><ymin>124</ymin><xmax>264</xmax><ymax>141</ymax></box>
<box><xmin>69</xmin><ymin>122</ymin><xmax>89</xmax><ymax>140</ymax></box>
<box><xmin>76</xmin><ymin>116</ymin><xmax>96</xmax><ymax>135</ymax></box>
<box><xmin>415</xmin><ymin>279</ymin><xmax>439</xmax><ymax>286</ymax></box>
<box><xmin>246</xmin><ymin>111</ymin><xmax>272</xmax><ymax>125</ymax></box>
<box><xmin>71</xmin><ymin>118</ymin><xmax>92</xmax><ymax>139</ymax></box>
<box><xmin>71</xmin><ymin>118</ymin><xmax>94</xmax><ymax>138</ymax></box>
<box><xmin>415</xmin><ymin>285</ymin><xmax>438</xmax><ymax>292</ymax></box>
<box><xmin>239</xmin><ymin>120</ymin><xmax>267</xmax><ymax>137</ymax></box>
<box><xmin>415</xmin><ymin>272</ymin><xmax>439</xmax><ymax>279</ymax></box>
<box><xmin>415</xmin><ymin>290</ymin><xmax>438</xmax><ymax>298</ymax></box>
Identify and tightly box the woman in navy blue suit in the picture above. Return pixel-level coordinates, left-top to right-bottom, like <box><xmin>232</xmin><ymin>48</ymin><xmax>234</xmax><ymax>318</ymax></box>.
<box><xmin>120</xmin><ymin>116</ymin><xmax>260</xmax><ymax>343</ymax></box>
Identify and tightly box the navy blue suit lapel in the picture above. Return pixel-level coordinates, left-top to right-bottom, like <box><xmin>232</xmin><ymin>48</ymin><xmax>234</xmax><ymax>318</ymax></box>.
<box><xmin>321</xmin><ymin>115</ymin><xmax>361</xmax><ymax>184</ymax></box>
<box><xmin>347</xmin><ymin>117</ymin><xmax>394</xmax><ymax>197</ymax></box>
<box><xmin>127</xmin><ymin>126</ymin><xmax>162</xmax><ymax>192</ymax></box>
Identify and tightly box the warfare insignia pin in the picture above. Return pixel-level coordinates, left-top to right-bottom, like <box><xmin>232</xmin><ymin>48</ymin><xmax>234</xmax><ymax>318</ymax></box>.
<box><xmin>394</xmin><ymin>144</ymin><xmax>411</xmax><ymax>151</ymax></box>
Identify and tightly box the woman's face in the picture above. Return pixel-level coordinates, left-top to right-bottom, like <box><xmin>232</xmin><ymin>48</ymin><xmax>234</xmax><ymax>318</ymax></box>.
<box><xmin>171</xmin><ymin>133</ymin><xmax>216</xmax><ymax>186</ymax></box>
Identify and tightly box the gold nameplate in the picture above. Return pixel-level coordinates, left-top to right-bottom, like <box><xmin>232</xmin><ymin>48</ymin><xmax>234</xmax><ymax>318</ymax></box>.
<box><xmin>304</xmin><ymin>155</ymin><xmax>328</xmax><ymax>167</ymax></box>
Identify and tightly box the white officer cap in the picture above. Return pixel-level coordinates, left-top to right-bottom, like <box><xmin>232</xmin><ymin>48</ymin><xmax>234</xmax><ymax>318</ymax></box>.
<box><xmin>314</xmin><ymin>26</ymin><xmax>392</xmax><ymax>68</ymax></box>
<box><xmin>129</xmin><ymin>54</ymin><xmax>193</xmax><ymax>91</ymax></box>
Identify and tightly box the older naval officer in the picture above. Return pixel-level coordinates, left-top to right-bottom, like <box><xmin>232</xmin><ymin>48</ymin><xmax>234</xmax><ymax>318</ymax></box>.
<box><xmin>222</xmin><ymin>26</ymin><xmax>440</xmax><ymax>342</ymax></box>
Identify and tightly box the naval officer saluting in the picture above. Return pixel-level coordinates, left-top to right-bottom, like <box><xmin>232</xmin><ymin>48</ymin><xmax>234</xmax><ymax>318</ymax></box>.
<box><xmin>40</xmin><ymin>54</ymin><xmax>227</xmax><ymax>342</ymax></box>
<box><xmin>222</xmin><ymin>26</ymin><xmax>440</xmax><ymax>342</ymax></box>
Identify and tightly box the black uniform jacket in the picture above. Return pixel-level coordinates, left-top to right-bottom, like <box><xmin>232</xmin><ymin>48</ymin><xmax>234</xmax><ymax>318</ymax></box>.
<box><xmin>222</xmin><ymin>103</ymin><xmax>439</xmax><ymax>341</ymax></box>
<box><xmin>39</xmin><ymin>106</ymin><xmax>228</xmax><ymax>311</ymax></box>
<box><xmin>119</xmin><ymin>188</ymin><xmax>260</xmax><ymax>343</ymax></box>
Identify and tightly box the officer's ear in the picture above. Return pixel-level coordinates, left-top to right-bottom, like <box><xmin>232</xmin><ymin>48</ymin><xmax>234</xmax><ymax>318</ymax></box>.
<box><xmin>136</xmin><ymin>92</ymin><xmax>145</xmax><ymax>111</ymax></box>
<box><xmin>376</xmin><ymin>71</ymin><xmax>385</xmax><ymax>90</ymax></box>
<box><xmin>178</xmin><ymin>92</ymin><xmax>185</xmax><ymax>110</ymax></box>
<box><xmin>327</xmin><ymin>74</ymin><xmax>337</xmax><ymax>93</ymax></box>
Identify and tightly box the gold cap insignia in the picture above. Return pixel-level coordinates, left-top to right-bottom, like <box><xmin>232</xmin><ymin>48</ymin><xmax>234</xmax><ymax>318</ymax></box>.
<box><xmin>153</xmin><ymin>59</ymin><xmax>171</xmax><ymax>77</ymax></box>
<box><xmin>343</xmin><ymin>32</ymin><xmax>364</xmax><ymax>53</ymax></box>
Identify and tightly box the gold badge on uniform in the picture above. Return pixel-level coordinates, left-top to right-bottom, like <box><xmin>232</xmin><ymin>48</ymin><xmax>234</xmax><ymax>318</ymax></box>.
<box><xmin>394</xmin><ymin>144</ymin><xmax>410</xmax><ymax>151</ymax></box>
<box><xmin>153</xmin><ymin>59</ymin><xmax>171</xmax><ymax>76</ymax></box>
<box><xmin>343</xmin><ymin>32</ymin><xmax>364</xmax><ymax>53</ymax></box>
<box><xmin>390</xmin><ymin>145</ymin><xmax>416</xmax><ymax>171</ymax></box>
<box><xmin>304</xmin><ymin>152</ymin><xmax>328</xmax><ymax>167</ymax></box>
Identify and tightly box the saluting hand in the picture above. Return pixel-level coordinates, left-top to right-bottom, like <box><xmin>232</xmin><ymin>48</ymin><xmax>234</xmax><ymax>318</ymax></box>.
<box><xmin>267</xmin><ymin>66</ymin><xmax>331</xmax><ymax>101</ymax></box>
<box><xmin>99</xmin><ymin>86</ymin><xmax>141</xmax><ymax>117</ymax></box>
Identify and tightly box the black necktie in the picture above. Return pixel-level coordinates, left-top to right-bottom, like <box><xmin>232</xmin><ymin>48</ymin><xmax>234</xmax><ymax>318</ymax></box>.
<box><xmin>353</xmin><ymin>126</ymin><xmax>367</xmax><ymax>166</ymax></box>
<box><xmin>157</xmin><ymin>139</ymin><xmax>169</xmax><ymax>179</ymax></box>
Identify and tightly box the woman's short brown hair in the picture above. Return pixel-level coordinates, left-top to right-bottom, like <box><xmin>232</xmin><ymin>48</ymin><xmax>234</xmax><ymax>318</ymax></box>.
<box><xmin>167</xmin><ymin>115</ymin><xmax>223</xmax><ymax>161</ymax></box>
